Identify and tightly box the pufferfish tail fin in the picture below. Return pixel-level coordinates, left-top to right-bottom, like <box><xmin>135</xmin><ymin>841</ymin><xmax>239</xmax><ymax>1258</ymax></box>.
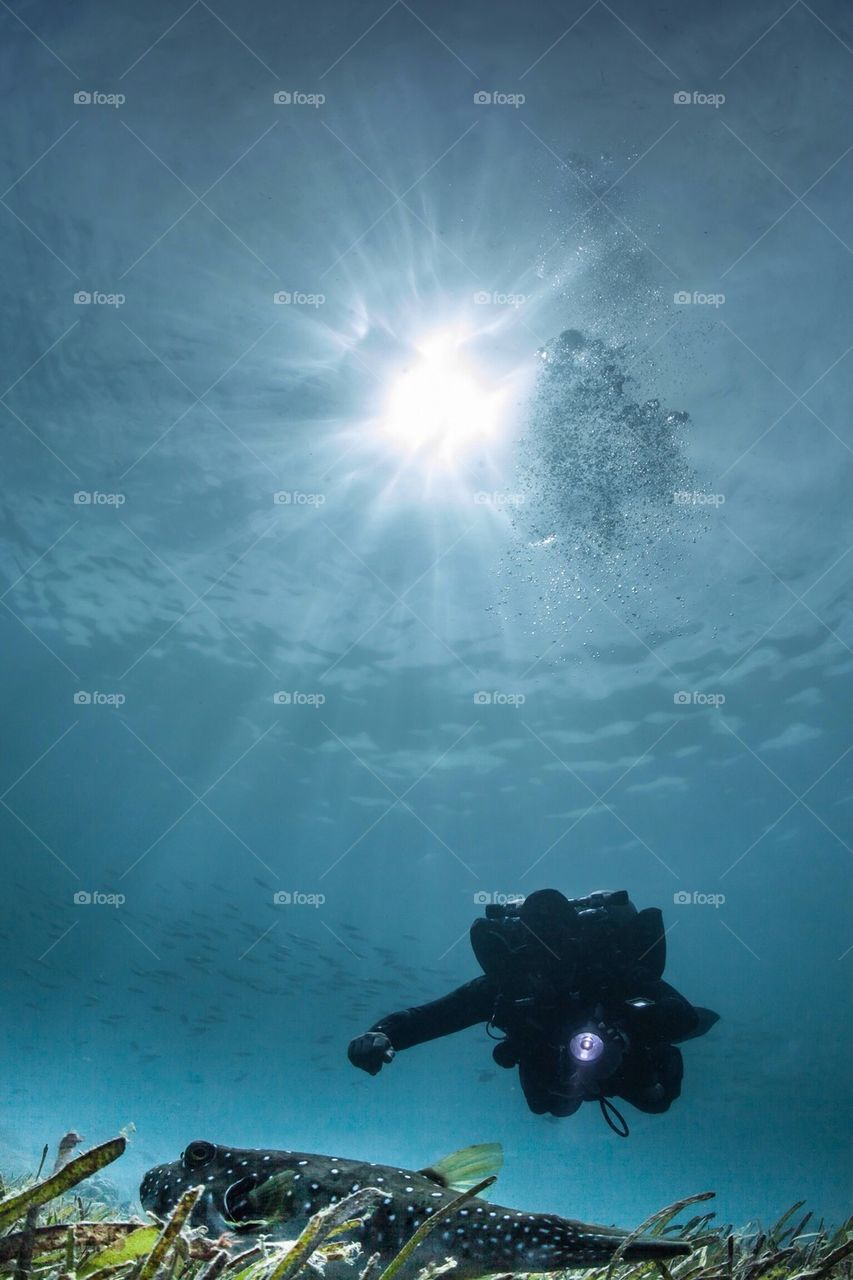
<box><xmin>418</xmin><ymin>1143</ymin><xmax>503</xmax><ymax>1194</ymax></box>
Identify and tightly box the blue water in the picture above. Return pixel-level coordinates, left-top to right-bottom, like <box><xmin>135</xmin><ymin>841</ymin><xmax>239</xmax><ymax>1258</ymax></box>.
<box><xmin>1</xmin><ymin>0</ymin><xmax>851</xmax><ymax>1238</ymax></box>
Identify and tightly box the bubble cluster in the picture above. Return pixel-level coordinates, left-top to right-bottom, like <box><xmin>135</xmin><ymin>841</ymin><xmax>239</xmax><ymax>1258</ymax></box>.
<box><xmin>504</xmin><ymin>329</ymin><xmax>705</xmax><ymax>637</ymax></box>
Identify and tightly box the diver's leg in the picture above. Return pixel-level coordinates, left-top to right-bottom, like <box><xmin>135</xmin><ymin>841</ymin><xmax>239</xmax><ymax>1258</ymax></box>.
<box><xmin>617</xmin><ymin>1045</ymin><xmax>683</xmax><ymax>1114</ymax></box>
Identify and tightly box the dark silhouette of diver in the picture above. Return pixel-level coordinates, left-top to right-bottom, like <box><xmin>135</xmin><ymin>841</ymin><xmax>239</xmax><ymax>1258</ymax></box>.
<box><xmin>348</xmin><ymin>889</ymin><xmax>718</xmax><ymax>1134</ymax></box>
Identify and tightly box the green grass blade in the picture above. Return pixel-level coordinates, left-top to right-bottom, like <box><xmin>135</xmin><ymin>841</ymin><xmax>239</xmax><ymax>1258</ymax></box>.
<box><xmin>0</xmin><ymin>1141</ymin><xmax>126</xmax><ymax>1234</ymax></box>
<box><xmin>77</xmin><ymin>1227</ymin><xmax>160</xmax><ymax>1278</ymax></box>
<box><xmin>136</xmin><ymin>1185</ymin><xmax>203</xmax><ymax>1280</ymax></box>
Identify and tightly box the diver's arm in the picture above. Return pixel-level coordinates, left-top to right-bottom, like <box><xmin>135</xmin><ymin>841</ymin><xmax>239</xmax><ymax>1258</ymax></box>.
<box><xmin>370</xmin><ymin>976</ymin><xmax>497</xmax><ymax>1051</ymax></box>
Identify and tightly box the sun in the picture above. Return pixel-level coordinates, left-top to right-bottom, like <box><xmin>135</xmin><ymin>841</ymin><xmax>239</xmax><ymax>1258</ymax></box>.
<box><xmin>381</xmin><ymin>330</ymin><xmax>505</xmax><ymax>464</ymax></box>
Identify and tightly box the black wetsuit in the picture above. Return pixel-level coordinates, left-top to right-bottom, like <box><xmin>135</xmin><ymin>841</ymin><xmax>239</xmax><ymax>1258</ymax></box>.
<box><xmin>352</xmin><ymin>890</ymin><xmax>718</xmax><ymax>1119</ymax></box>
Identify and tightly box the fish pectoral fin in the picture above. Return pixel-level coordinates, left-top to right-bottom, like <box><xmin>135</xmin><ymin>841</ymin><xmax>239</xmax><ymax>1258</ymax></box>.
<box><xmin>418</xmin><ymin>1143</ymin><xmax>503</xmax><ymax>1193</ymax></box>
<box><xmin>244</xmin><ymin>1171</ymin><xmax>298</xmax><ymax>1220</ymax></box>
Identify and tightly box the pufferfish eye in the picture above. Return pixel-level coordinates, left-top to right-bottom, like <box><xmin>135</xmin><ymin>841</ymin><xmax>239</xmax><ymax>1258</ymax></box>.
<box><xmin>183</xmin><ymin>1140</ymin><xmax>216</xmax><ymax>1169</ymax></box>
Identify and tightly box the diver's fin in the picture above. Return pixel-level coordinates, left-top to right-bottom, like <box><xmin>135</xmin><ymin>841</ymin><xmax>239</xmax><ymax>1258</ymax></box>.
<box><xmin>418</xmin><ymin>1143</ymin><xmax>503</xmax><ymax>1193</ymax></box>
<box><xmin>673</xmin><ymin>1006</ymin><xmax>720</xmax><ymax>1043</ymax></box>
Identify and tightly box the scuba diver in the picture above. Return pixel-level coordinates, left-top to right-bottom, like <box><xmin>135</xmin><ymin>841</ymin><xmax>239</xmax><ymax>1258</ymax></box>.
<box><xmin>348</xmin><ymin>889</ymin><xmax>718</xmax><ymax>1134</ymax></box>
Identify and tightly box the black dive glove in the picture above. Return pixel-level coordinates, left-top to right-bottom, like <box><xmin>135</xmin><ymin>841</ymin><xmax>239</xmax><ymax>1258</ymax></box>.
<box><xmin>348</xmin><ymin>1031</ymin><xmax>395</xmax><ymax>1075</ymax></box>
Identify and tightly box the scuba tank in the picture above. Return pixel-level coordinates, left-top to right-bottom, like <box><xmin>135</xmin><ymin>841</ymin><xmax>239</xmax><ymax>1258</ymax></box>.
<box><xmin>470</xmin><ymin>888</ymin><xmax>666</xmax><ymax>990</ymax></box>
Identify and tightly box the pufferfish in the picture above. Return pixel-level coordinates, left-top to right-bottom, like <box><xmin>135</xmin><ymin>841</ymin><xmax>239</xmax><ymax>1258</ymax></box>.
<box><xmin>140</xmin><ymin>1139</ymin><xmax>689</xmax><ymax>1277</ymax></box>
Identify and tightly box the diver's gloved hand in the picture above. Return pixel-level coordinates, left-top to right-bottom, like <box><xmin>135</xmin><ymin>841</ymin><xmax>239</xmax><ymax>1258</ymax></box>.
<box><xmin>348</xmin><ymin>1031</ymin><xmax>395</xmax><ymax>1075</ymax></box>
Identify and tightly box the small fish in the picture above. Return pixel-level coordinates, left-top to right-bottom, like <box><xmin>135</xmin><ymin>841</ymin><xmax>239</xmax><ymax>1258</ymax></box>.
<box><xmin>140</xmin><ymin>1140</ymin><xmax>688</xmax><ymax>1277</ymax></box>
<box><xmin>52</xmin><ymin>1131</ymin><xmax>84</xmax><ymax>1174</ymax></box>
